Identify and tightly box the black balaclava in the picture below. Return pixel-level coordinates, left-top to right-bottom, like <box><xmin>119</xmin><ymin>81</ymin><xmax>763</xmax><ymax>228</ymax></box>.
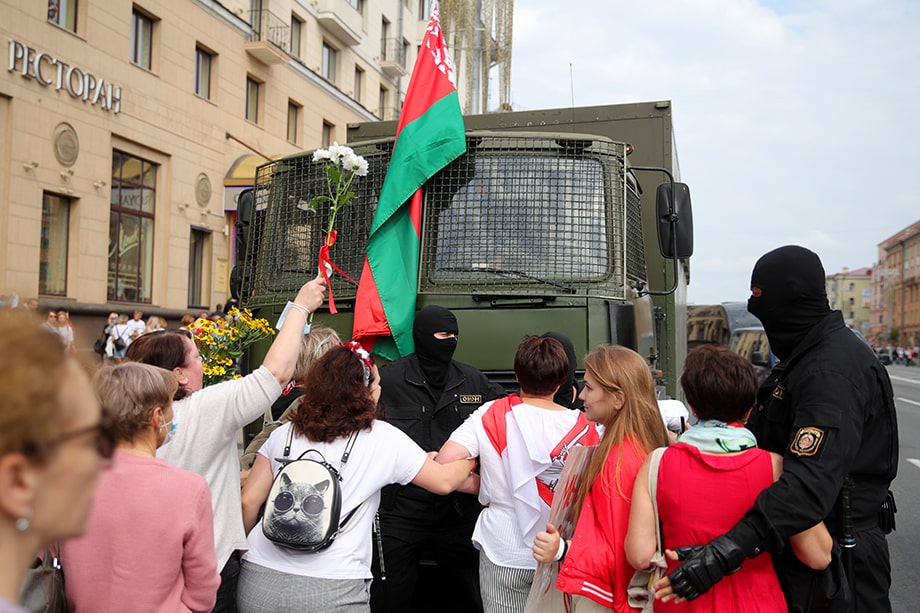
<box><xmin>747</xmin><ymin>245</ymin><xmax>831</xmax><ymax>360</ymax></box>
<box><xmin>413</xmin><ymin>305</ymin><xmax>459</xmax><ymax>389</ymax></box>
<box><xmin>541</xmin><ymin>331</ymin><xmax>578</xmax><ymax>408</ymax></box>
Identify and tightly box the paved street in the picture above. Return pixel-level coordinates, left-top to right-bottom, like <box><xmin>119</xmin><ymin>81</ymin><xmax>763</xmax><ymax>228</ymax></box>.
<box><xmin>886</xmin><ymin>364</ymin><xmax>920</xmax><ymax>613</ymax></box>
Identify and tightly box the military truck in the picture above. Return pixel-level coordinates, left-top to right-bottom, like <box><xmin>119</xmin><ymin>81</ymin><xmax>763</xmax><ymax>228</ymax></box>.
<box><xmin>236</xmin><ymin>100</ymin><xmax>692</xmax><ymax>398</ymax></box>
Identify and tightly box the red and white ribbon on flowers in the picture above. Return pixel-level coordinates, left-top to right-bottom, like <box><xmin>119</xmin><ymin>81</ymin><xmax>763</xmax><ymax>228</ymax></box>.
<box><xmin>318</xmin><ymin>230</ymin><xmax>358</xmax><ymax>314</ymax></box>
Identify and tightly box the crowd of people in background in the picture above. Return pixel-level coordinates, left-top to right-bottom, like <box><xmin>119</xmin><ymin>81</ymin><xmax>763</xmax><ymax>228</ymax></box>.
<box><xmin>0</xmin><ymin>293</ymin><xmax>246</xmax><ymax>363</ymax></box>
<box><xmin>0</xmin><ymin>244</ymin><xmax>901</xmax><ymax>613</ymax></box>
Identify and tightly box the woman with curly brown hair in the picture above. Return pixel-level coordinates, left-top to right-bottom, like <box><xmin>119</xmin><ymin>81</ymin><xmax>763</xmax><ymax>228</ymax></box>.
<box><xmin>238</xmin><ymin>342</ymin><xmax>478</xmax><ymax>613</ymax></box>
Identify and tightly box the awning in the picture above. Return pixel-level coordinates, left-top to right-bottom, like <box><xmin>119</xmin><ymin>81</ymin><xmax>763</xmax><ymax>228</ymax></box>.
<box><xmin>224</xmin><ymin>154</ymin><xmax>273</xmax><ymax>188</ymax></box>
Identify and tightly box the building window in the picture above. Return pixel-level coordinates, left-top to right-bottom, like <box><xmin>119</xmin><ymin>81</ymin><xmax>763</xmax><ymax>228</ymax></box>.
<box><xmin>381</xmin><ymin>18</ymin><xmax>390</xmax><ymax>60</ymax></box>
<box><xmin>245</xmin><ymin>76</ymin><xmax>260</xmax><ymax>123</ymax></box>
<box><xmin>401</xmin><ymin>38</ymin><xmax>410</xmax><ymax>67</ymax></box>
<box><xmin>188</xmin><ymin>229</ymin><xmax>209</xmax><ymax>308</ymax></box>
<box><xmin>354</xmin><ymin>66</ymin><xmax>364</xmax><ymax>103</ymax></box>
<box><xmin>345</xmin><ymin>0</ymin><xmax>364</xmax><ymax>14</ymax></box>
<box><xmin>130</xmin><ymin>8</ymin><xmax>155</xmax><ymax>70</ymax></box>
<box><xmin>322</xmin><ymin>121</ymin><xmax>334</xmax><ymax>147</ymax></box>
<box><xmin>418</xmin><ymin>0</ymin><xmax>432</xmax><ymax>19</ymax></box>
<box><xmin>39</xmin><ymin>193</ymin><xmax>71</xmax><ymax>296</ymax></box>
<box><xmin>287</xmin><ymin>100</ymin><xmax>301</xmax><ymax>144</ymax></box>
<box><xmin>379</xmin><ymin>85</ymin><xmax>388</xmax><ymax>119</ymax></box>
<box><xmin>48</xmin><ymin>0</ymin><xmax>77</xmax><ymax>32</ymax></box>
<box><xmin>194</xmin><ymin>46</ymin><xmax>213</xmax><ymax>99</ymax></box>
<box><xmin>321</xmin><ymin>43</ymin><xmax>337</xmax><ymax>82</ymax></box>
<box><xmin>109</xmin><ymin>150</ymin><xmax>156</xmax><ymax>303</ymax></box>
<box><xmin>290</xmin><ymin>14</ymin><xmax>303</xmax><ymax>58</ymax></box>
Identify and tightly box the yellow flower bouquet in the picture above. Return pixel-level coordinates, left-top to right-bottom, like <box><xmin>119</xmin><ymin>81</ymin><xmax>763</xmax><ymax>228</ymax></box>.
<box><xmin>191</xmin><ymin>307</ymin><xmax>276</xmax><ymax>387</ymax></box>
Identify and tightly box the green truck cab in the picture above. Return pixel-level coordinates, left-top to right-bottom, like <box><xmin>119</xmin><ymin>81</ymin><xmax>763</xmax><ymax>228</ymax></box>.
<box><xmin>236</xmin><ymin>100</ymin><xmax>692</xmax><ymax>398</ymax></box>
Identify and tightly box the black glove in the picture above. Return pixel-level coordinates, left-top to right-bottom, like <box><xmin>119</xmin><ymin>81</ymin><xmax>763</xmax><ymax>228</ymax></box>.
<box><xmin>666</xmin><ymin>535</ymin><xmax>746</xmax><ymax>601</ymax></box>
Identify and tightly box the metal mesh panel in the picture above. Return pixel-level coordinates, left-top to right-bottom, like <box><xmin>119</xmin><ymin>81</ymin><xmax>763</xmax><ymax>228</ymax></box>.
<box><xmin>625</xmin><ymin>180</ymin><xmax>646</xmax><ymax>283</ymax></box>
<box><xmin>241</xmin><ymin>134</ymin><xmax>639</xmax><ymax>307</ymax></box>
<box><xmin>421</xmin><ymin>136</ymin><xmax>629</xmax><ymax>297</ymax></box>
<box><xmin>242</xmin><ymin>143</ymin><xmax>391</xmax><ymax>307</ymax></box>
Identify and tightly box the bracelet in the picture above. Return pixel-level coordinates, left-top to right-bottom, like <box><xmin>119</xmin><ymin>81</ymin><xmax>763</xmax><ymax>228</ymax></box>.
<box><xmin>277</xmin><ymin>301</ymin><xmax>311</xmax><ymax>335</ymax></box>
<box><xmin>554</xmin><ymin>538</ymin><xmax>569</xmax><ymax>561</ymax></box>
<box><xmin>287</xmin><ymin>301</ymin><xmax>310</xmax><ymax>317</ymax></box>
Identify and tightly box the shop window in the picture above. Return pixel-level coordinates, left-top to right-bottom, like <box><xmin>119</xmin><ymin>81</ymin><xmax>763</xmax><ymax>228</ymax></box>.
<box><xmin>39</xmin><ymin>193</ymin><xmax>71</xmax><ymax>296</ymax></box>
<box><xmin>108</xmin><ymin>150</ymin><xmax>156</xmax><ymax>303</ymax></box>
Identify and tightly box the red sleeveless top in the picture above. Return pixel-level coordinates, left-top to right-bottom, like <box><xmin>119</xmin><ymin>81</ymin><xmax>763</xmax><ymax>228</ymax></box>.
<box><xmin>655</xmin><ymin>443</ymin><xmax>787</xmax><ymax>613</ymax></box>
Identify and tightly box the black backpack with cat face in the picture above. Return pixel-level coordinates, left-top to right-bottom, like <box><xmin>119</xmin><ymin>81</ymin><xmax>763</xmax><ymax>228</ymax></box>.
<box><xmin>261</xmin><ymin>426</ymin><xmax>360</xmax><ymax>552</ymax></box>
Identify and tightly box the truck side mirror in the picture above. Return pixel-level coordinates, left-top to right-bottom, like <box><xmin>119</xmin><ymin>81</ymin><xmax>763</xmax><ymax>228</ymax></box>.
<box><xmin>656</xmin><ymin>182</ymin><xmax>693</xmax><ymax>259</ymax></box>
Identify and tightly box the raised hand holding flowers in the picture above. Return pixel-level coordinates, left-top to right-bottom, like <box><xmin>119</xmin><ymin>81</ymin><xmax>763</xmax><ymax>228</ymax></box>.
<box><xmin>308</xmin><ymin>142</ymin><xmax>369</xmax><ymax>314</ymax></box>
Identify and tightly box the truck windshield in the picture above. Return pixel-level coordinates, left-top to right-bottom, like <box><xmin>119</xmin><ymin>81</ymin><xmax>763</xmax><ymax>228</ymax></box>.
<box><xmin>427</xmin><ymin>155</ymin><xmax>609</xmax><ymax>286</ymax></box>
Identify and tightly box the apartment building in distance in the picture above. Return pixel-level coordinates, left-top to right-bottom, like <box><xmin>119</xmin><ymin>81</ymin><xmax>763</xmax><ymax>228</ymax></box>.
<box><xmin>0</xmin><ymin>0</ymin><xmax>448</xmax><ymax>345</ymax></box>
<box><xmin>825</xmin><ymin>266</ymin><xmax>872</xmax><ymax>335</ymax></box>
<box><xmin>871</xmin><ymin>220</ymin><xmax>920</xmax><ymax>346</ymax></box>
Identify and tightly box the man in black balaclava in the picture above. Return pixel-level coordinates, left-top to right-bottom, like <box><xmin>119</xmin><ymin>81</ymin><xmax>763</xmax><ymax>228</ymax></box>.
<box><xmin>371</xmin><ymin>306</ymin><xmax>504</xmax><ymax>613</ymax></box>
<box><xmin>746</xmin><ymin>245</ymin><xmax>831</xmax><ymax>360</ymax></box>
<box><xmin>664</xmin><ymin>246</ymin><xmax>899</xmax><ymax>613</ymax></box>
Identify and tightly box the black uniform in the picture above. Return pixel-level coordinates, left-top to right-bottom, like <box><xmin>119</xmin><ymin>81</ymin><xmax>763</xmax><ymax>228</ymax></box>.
<box><xmin>735</xmin><ymin>311</ymin><xmax>898</xmax><ymax>612</ymax></box>
<box><xmin>370</xmin><ymin>308</ymin><xmax>504</xmax><ymax>613</ymax></box>
<box><xmin>666</xmin><ymin>246</ymin><xmax>899</xmax><ymax>612</ymax></box>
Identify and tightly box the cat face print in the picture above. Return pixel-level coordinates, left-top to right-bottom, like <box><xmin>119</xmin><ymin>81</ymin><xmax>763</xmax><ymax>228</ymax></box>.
<box><xmin>266</xmin><ymin>473</ymin><xmax>331</xmax><ymax>544</ymax></box>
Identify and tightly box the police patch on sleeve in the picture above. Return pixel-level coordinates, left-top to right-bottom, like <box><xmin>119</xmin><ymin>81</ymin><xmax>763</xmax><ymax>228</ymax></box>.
<box><xmin>790</xmin><ymin>426</ymin><xmax>825</xmax><ymax>457</ymax></box>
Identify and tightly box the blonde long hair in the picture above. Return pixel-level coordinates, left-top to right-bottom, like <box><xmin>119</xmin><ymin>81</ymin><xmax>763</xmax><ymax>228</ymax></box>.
<box><xmin>574</xmin><ymin>345</ymin><xmax>669</xmax><ymax>519</ymax></box>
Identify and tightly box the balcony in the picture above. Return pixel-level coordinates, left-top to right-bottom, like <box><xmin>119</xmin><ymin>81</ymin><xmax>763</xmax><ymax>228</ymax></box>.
<box><xmin>314</xmin><ymin>0</ymin><xmax>362</xmax><ymax>47</ymax></box>
<box><xmin>245</xmin><ymin>10</ymin><xmax>291</xmax><ymax>65</ymax></box>
<box><xmin>380</xmin><ymin>38</ymin><xmax>408</xmax><ymax>78</ymax></box>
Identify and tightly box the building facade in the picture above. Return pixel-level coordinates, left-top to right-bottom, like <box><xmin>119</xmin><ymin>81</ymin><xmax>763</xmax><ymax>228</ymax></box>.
<box><xmin>825</xmin><ymin>266</ymin><xmax>872</xmax><ymax>335</ymax></box>
<box><xmin>1</xmin><ymin>0</ymin><xmax>444</xmax><ymax>345</ymax></box>
<box><xmin>871</xmin><ymin>220</ymin><xmax>920</xmax><ymax>346</ymax></box>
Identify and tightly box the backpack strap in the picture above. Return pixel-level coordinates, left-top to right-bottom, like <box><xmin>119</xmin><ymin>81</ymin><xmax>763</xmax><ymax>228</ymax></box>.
<box><xmin>333</xmin><ymin>430</ymin><xmax>362</xmax><ymax>533</ymax></box>
<box><xmin>282</xmin><ymin>423</ymin><xmax>295</xmax><ymax>459</ymax></box>
<box><xmin>340</xmin><ymin>430</ymin><xmax>359</xmax><ymax>466</ymax></box>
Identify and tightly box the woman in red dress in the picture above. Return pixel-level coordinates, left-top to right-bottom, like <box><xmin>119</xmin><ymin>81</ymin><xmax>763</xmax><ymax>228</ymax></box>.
<box><xmin>625</xmin><ymin>345</ymin><xmax>832</xmax><ymax>612</ymax></box>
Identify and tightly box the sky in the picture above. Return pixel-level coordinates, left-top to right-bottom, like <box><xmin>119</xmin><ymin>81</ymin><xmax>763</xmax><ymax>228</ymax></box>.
<box><xmin>506</xmin><ymin>0</ymin><xmax>920</xmax><ymax>305</ymax></box>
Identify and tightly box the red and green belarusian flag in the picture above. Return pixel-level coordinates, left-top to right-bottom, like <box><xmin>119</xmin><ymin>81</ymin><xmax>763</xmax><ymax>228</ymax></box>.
<box><xmin>352</xmin><ymin>4</ymin><xmax>465</xmax><ymax>359</ymax></box>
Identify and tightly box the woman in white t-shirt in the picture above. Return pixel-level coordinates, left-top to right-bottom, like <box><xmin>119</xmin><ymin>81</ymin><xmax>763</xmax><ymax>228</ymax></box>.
<box><xmin>436</xmin><ymin>336</ymin><xmax>601</xmax><ymax>613</ymax></box>
<box><xmin>238</xmin><ymin>342</ymin><xmax>477</xmax><ymax>613</ymax></box>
